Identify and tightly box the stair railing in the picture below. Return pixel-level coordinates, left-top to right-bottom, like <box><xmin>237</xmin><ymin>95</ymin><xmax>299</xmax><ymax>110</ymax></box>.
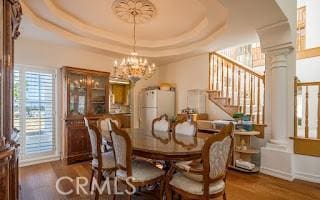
<box><xmin>209</xmin><ymin>52</ymin><xmax>265</xmax><ymax>124</ymax></box>
<box><xmin>293</xmin><ymin>77</ymin><xmax>320</xmax><ymax>156</ymax></box>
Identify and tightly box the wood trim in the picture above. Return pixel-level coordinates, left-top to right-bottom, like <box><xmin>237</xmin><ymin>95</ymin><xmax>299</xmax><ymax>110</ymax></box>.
<box><xmin>318</xmin><ymin>85</ymin><xmax>320</xmax><ymax>139</ymax></box>
<box><xmin>226</xmin><ymin>62</ymin><xmax>229</xmax><ymax>99</ymax></box>
<box><xmin>250</xmin><ymin>74</ymin><xmax>253</xmax><ymax>118</ymax></box>
<box><xmin>232</xmin><ymin>64</ymin><xmax>235</xmax><ymax>105</ymax></box>
<box><xmin>257</xmin><ymin>79</ymin><xmax>261</xmax><ymax>124</ymax></box>
<box><xmin>293</xmin><ymin>137</ymin><xmax>320</xmax><ymax>157</ymax></box>
<box><xmin>221</xmin><ymin>59</ymin><xmax>224</xmax><ymax>97</ymax></box>
<box><xmin>213</xmin><ymin>52</ymin><xmax>264</xmax><ymax>79</ymax></box>
<box><xmin>216</xmin><ymin>55</ymin><xmax>219</xmax><ymax>91</ymax></box>
<box><xmin>243</xmin><ymin>72</ymin><xmax>247</xmax><ymax>114</ymax></box>
<box><xmin>294</xmin><ymin>77</ymin><xmax>298</xmax><ymax>138</ymax></box>
<box><xmin>297</xmin><ymin>81</ymin><xmax>320</xmax><ymax>86</ymax></box>
<box><xmin>208</xmin><ymin>53</ymin><xmax>213</xmax><ymax>90</ymax></box>
<box><xmin>237</xmin><ymin>69</ymin><xmax>241</xmax><ymax>107</ymax></box>
<box><xmin>297</xmin><ymin>47</ymin><xmax>320</xmax><ymax>60</ymax></box>
<box><xmin>62</xmin><ymin>66</ymin><xmax>110</xmax><ymax>76</ymax></box>
<box><xmin>305</xmin><ymin>86</ymin><xmax>309</xmax><ymax>138</ymax></box>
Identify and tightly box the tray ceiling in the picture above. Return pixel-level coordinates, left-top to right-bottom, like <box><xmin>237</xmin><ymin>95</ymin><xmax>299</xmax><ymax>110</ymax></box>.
<box><xmin>20</xmin><ymin>0</ymin><xmax>228</xmax><ymax>57</ymax></box>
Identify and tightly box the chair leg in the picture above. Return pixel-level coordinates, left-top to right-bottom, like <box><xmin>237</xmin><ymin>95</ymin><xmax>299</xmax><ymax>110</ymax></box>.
<box><xmin>95</xmin><ymin>171</ymin><xmax>102</xmax><ymax>200</ymax></box>
<box><xmin>89</xmin><ymin>169</ymin><xmax>94</xmax><ymax>191</ymax></box>
<box><xmin>223</xmin><ymin>192</ymin><xmax>227</xmax><ymax>200</ymax></box>
<box><xmin>126</xmin><ymin>184</ymin><xmax>132</xmax><ymax>200</ymax></box>
<box><xmin>166</xmin><ymin>186</ymin><xmax>172</xmax><ymax>200</ymax></box>
<box><xmin>159</xmin><ymin>178</ymin><xmax>165</xmax><ymax>200</ymax></box>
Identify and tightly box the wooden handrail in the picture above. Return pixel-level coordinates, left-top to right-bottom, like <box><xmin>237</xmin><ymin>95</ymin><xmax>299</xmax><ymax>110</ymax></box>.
<box><xmin>297</xmin><ymin>81</ymin><xmax>320</xmax><ymax>86</ymax></box>
<box><xmin>211</xmin><ymin>52</ymin><xmax>265</xmax><ymax>80</ymax></box>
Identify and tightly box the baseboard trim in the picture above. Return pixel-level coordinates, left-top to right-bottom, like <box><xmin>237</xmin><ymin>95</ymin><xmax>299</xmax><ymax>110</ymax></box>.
<box><xmin>294</xmin><ymin>171</ymin><xmax>320</xmax><ymax>183</ymax></box>
<box><xmin>19</xmin><ymin>155</ymin><xmax>61</xmax><ymax>167</ymax></box>
<box><xmin>260</xmin><ymin>166</ymin><xmax>294</xmax><ymax>181</ymax></box>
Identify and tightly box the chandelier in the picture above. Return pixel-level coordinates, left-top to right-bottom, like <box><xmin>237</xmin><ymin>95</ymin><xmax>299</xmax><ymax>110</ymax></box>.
<box><xmin>112</xmin><ymin>0</ymin><xmax>157</xmax><ymax>84</ymax></box>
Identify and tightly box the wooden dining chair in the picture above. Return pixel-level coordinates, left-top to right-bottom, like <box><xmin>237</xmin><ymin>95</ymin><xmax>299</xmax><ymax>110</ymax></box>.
<box><xmin>166</xmin><ymin>123</ymin><xmax>234</xmax><ymax>200</ymax></box>
<box><xmin>152</xmin><ymin>114</ymin><xmax>170</xmax><ymax>132</ymax></box>
<box><xmin>109</xmin><ymin>121</ymin><xmax>166</xmax><ymax>200</ymax></box>
<box><xmin>151</xmin><ymin>114</ymin><xmax>171</xmax><ymax>144</ymax></box>
<box><xmin>172</xmin><ymin>119</ymin><xmax>197</xmax><ymax>148</ymax></box>
<box><xmin>84</xmin><ymin>117</ymin><xmax>116</xmax><ymax>200</ymax></box>
<box><xmin>173</xmin><ymin>119</ymin><xmax>197</xmax><ymax>136</ymax></box>
<box><xmin>97</xmin><ymin>115</ymin><xmax>121</xmax><ymax>152</ymax></box>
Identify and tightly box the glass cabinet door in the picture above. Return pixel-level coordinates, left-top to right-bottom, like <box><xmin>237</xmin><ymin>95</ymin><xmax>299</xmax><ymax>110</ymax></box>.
<box><xmin>68</xmin><ymin>73</ymin><xmax>87</xmax><ymax>116</ymax></box>
<box><xmin>90</xmin><ymin>76</ymin><xmax>107</xmax><ymax>115</ymax></box>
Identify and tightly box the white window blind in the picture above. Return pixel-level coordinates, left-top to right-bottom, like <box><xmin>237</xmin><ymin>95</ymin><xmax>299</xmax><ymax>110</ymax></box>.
<box><xmin>14</xmin><ymin>66</ymin><xmax>56</xmax><ymax>159</ymax></box>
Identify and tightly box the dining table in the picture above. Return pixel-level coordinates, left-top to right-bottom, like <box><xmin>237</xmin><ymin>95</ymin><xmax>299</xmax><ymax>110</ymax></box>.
<box><xmin>102</xmin><ymin>128</ymin><xmax>206</xmax><ymax>161</ymax></box>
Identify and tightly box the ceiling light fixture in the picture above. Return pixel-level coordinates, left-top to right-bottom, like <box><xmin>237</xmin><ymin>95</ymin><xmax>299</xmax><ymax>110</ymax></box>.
<box><xmin>112</xmin><ymin>0</ymin><xmax>157</xmax><ymax>84</ymax></box>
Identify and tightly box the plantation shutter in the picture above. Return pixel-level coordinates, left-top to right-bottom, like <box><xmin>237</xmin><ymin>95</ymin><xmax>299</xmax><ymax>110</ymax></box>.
<box><xmin>14</xmin><ymin>67</ymin><xmax>56</xmax><ymax>157</ymax></box>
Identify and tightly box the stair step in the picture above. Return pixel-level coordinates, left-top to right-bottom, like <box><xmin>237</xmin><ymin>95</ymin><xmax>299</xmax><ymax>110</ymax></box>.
<box><xmin>213</xmin><ymin>97</ymin><xmax>231</xmax><ymax>105</ymax></box>
<box><xmin>207</xmin><ymin>90</ymin><xmax>221</xmax><ymax>98</ymax></box>
<box><xmin>223</xmin><ymin>105</ymin><xmax>239</xmax><ymax>115</ymax></box>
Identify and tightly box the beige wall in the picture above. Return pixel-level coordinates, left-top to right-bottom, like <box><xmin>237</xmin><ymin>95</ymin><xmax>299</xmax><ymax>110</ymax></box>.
<box><xmin>159</xmin><ymin>53</ymin><xmax>232</xmax><ymax>120</ymax></box>
<box><xmin>14</xmin><ymin>38</ymin><xmax>159</xmax><ymax>160</ymax></box>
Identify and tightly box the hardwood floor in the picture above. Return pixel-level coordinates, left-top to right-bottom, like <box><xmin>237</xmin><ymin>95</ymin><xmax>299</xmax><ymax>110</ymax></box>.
<box><xmin>20</xmin><ymin>160</ymin><xmax>320</xmax><ymax>200</ymax></box>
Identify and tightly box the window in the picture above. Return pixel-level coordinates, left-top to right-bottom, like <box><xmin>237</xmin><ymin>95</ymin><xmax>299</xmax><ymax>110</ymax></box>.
<box><xmin>297</xmin><ymin>6</ymin><xmax>306</xmax><ymax>51</ymax></box>
<box><xmin>14</xmin><ymin>66</ymin><xmax>57</xmax><ymax>161</ymax></box>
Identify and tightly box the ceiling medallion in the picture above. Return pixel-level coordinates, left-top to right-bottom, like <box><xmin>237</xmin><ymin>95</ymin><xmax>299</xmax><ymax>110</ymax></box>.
<box><xmin>112</xmin><ymin>0</ymin><xmax>156</xmax><ymax>24</ymax></box>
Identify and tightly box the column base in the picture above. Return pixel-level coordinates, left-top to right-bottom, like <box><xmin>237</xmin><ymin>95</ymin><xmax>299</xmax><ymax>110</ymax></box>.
<box><xmin>260</xmin><ymin>142</ymin><xmax>294</xmax><ymax>181</ymax></box>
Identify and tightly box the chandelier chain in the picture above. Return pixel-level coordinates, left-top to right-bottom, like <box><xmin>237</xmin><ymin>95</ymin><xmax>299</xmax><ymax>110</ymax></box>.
<box><xmin>133</xmin><ymin>11</ymin><xmax>136</xmax><ymax>53</ymax></box>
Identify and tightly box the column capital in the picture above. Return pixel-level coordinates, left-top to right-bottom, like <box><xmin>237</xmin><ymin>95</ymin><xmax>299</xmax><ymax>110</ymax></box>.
<box><xmin>267</xmin><ymin>46</ymin><xmax>293</xmax><ymax>70</ymax></box>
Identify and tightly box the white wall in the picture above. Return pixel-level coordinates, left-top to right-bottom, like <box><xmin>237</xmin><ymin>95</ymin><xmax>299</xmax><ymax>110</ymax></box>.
<box><xmin>15</xmin><ymin>38</ymin><xmax>158</xmax><ymax>161</ymax></box>
<box><xmin>159</xmin><ymin>53</ymin><xmax>232</xmax><ymax>120</ymax></box>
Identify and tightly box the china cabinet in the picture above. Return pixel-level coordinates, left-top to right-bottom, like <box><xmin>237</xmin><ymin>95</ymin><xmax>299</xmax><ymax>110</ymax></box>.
<box><xmin>62</xmin><ymin>67</ymin><xmax>110</xmax><ymax>164</ymax></box>
<box><xmin>0</xmin><ymin>0</ymin><xmax>22</xmax><ymax>199</ymax></box>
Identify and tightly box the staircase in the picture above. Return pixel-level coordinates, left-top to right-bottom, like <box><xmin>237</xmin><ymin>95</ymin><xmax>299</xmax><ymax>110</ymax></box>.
<box><xmin>208</xmin><ymin>52</ymin><xmax>266</xmax><ymax>132</ymax></box>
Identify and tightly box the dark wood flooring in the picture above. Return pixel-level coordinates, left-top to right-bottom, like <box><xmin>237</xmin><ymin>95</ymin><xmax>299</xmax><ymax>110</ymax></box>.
<box><xmin>19</xmin><ymin>160</ymin><xmax>320</xmax><ymax>200</ymax></box>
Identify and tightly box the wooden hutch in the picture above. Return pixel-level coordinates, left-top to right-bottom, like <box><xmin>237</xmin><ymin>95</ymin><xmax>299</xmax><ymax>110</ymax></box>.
<box><xmin>62</xmin><ymin>67</ymin><xmax>110</xmax><ymax>164</ymax></box>
<box><xmin>0</xmin><ymin>0</ymin><xmax>22</xmax><ymax>199</ymax></box>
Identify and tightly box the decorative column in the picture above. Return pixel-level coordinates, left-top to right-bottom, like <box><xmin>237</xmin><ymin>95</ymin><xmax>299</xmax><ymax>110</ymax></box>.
<box><xmin>260</xmin><ymin>46</ymin><xmax>295</xmax><ymax>181</ymax></box>
<box><xmin>268</xmin><ymin>48</ymin><xmax>291</xmax><ymax>147</ymax></box>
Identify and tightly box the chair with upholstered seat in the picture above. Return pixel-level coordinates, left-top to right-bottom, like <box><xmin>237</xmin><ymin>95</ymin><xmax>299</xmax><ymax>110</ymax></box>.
<box><xmin>152</xmin><ymin>114</ymin><xmax>170</xmax><ymax>132</ymax></box>
<box><xmin>109</xmin><ymin>121</ymin><xmax>165</xmax><ymax>200</ymax></box>
<box><xmin>84</xmin><ymin>117</ymin><xmax>116</xmax><ymax>200</ymax></box>
<box><xmin>173</xmin><ymin>119</ymin><xmax>197</xmax><ymax>136</ymax></box>
<box><xmin>97</xmin><ymin>115</ymin><xmax>121</xmax><ymax>151</ymax></box>
<box><xmin>151</xmin><ymin>114</ymin><xmax>171</xmax><ymax>144</ymax></box>
<box><xmin>172</xmin><ymin>119</ymin><xmax>197</xmax><ymax>148</ymax></box>
<box><xmin>166</xmin><ymin>123</ymin><xmax>234</xmax><ymax>200</ymax></box>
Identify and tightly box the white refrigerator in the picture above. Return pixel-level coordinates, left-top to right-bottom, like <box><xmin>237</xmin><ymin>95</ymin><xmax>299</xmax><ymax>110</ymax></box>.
<box><xmin>139</xmin><ymin>89</ymin><xmax>175</xmax><ymax>130</ymax></box>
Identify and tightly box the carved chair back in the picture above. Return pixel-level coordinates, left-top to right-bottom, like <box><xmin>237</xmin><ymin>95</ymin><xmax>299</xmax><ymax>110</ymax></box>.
<box><xmin>152</xmin><ymin>114</ymin><xmax>170</xmax><ymax>132</ymax></box>
<box><xmin>173</xmin><ymin>119</ymin><xmax>197</xmax><ymax>136</ymax></box>
<box><xmin>201</xmin><ymin>123</ymin><xmax>234</xmax><ymax>195</ymax></box>
<box><xmin>109</xmin><ymin>121</ymin><xmax>133</xmax><ymax>177</ymax></box>
<box><xmin>84</xmin><ymin>117</ymin><xmax>103</xmax><ymax>169</ymax></box>
<box><xmin>97</xmin><ymin>115</ymin><xmax>121</xmax><ymax>133</ymax></box>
